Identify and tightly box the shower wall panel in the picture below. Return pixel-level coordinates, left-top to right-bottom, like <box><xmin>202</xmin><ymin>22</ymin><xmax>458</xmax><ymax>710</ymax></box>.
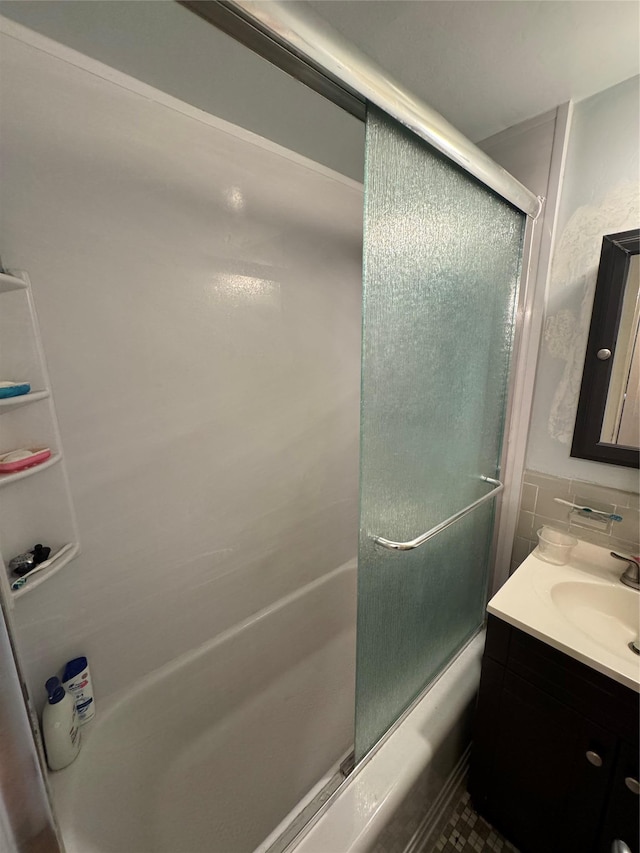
<box><xmin>0</xmin><ymin>29</ymin><xmax>363</xmax><ymax>703</ymax></box>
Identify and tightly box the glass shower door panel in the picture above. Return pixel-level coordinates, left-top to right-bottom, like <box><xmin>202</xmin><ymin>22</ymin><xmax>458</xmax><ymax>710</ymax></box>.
<box><xmin>356</xmin><ymin>106</ymin><xmax>526</xmax><ymax>760</ymax></box>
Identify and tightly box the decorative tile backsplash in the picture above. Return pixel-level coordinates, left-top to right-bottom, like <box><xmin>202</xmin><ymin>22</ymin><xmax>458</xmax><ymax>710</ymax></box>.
<box><xmin>511</xmin><ymin>469</ymin><xmax>640</xmax><ymax>572</ymax></box>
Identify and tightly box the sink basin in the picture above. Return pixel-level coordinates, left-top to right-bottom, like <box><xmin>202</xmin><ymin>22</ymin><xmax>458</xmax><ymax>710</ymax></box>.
<box><xmin>551</xmin><ymin>581</ymin><xmax>640</xmax><ymax>659</ymax></box>
<box><xmin>488</xmin><ymin>539</ymin><xmax>640</xmax><ymax>690</ymax></box>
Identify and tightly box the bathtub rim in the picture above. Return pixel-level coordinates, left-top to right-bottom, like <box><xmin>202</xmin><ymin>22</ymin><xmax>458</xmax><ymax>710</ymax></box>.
<box><xmin>280</xmin><ymin>625</ymin><xmax>485</xmax><ymax>853</ymax></box>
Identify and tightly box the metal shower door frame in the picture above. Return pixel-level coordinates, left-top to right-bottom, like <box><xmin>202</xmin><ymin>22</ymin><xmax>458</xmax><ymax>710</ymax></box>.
<box><xmin>0</xmin><ymin>600</ymin><xmax>62</xmax><ymax>852</ymax></box>
<box><xmin>181</xmin><ymin>0</ymin><xmax>541</xmax><ymax>219</ymax></box>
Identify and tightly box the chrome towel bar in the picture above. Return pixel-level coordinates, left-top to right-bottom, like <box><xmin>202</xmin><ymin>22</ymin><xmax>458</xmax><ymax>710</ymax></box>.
<box><xmin>373</xmin><ymin>476</ymin><xmax>504</xmax><ymax>552</ymax></box>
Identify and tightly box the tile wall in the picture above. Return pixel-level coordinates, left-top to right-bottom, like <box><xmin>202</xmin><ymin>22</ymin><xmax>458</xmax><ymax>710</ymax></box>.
<box><xmin>511</xmin><ymin>469</ymin><xmax>640</xmax><ymax>572</ymax></box>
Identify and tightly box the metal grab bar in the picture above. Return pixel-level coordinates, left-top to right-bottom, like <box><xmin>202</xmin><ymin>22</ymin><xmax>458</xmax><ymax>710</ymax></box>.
<box><xmin>373</xmin><ymin>476</ymin><xmax>504</xmax><ymax>552</ymax></box>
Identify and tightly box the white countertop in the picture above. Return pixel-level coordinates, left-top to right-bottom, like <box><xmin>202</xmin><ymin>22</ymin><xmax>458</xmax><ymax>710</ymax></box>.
<box><xmin>488</xmin><ymin>540</ymin><xmax>640</xmax><ymax>692</ymax></box>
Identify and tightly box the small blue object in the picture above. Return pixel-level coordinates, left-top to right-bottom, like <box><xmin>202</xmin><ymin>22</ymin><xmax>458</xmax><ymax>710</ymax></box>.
<box><xmin>45</xmin><ymin>677</ymin><xmax>65</xmax><ymax>705</ymax></box>
<box><xmin>581</xmin><ymin>507</ymin><xmax>623</xmax><ymax>522</ymax></box>
<box><xmin>0</xmin><ymin>383</ymin><xmax>30</xmax><ymax>399</ymax></box>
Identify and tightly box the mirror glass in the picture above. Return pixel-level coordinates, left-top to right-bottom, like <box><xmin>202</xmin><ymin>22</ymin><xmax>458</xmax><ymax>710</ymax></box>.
<box><xmin>600</xmin><ymin>253</ymin><xmax>640</xmax><ymax>447</ymax></box>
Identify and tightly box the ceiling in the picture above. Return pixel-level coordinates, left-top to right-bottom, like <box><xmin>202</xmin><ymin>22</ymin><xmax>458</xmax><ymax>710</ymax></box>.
<box><xmin>304</xmin><ymin>0</ymin><xmax>640</xmax><ymax>141</ymax></box>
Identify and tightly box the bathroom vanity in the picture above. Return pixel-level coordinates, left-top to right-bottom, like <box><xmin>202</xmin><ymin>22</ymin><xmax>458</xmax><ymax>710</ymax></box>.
<box><xmin>469</xmin><ymin>543</ymin><xmax>640</xmax><ymax>853</ymax></box>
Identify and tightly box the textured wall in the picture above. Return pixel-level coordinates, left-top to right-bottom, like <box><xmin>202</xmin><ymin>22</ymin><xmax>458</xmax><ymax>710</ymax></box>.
<box><xmin>526</xmin><ymin>76</ymin><xmax>640</xmax><ymax>490</ymax></box>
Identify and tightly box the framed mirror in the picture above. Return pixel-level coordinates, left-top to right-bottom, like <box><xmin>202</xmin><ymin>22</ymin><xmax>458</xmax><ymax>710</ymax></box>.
<box><xmin>572</xmin><ymin>228</ymin><xmax>640</xmax><ymax>468</ymax></box>
<box><xmin>571</xmin><ymin>229</ymin><xmax>640</xmax><ymax>468</ymax></box>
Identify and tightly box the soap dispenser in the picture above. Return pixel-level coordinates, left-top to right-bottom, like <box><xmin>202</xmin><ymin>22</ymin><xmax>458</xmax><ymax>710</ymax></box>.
<box><xmin>42</xmin><ymin>677</ymin><xmax>81</xmax><ymax>770</ymax></box>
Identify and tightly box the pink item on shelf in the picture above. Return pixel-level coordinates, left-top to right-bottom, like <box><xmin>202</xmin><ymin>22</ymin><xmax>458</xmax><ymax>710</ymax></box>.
<box><xmin>0</xmin><ymin>447</ymin><xmax>51</xmax><ymax>473</ymax></box>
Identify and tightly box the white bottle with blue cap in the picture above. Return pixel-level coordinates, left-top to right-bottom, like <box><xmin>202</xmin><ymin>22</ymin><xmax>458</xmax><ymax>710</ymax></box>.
<box><xmin>42</xmin><ymin>677</ymin><xmax>81</xmax><ymax>770</ymax></box>
<box><xmin>62</xmin><ymin>656</ymin><xmax>95</xmax><ymax>725</ymax></box>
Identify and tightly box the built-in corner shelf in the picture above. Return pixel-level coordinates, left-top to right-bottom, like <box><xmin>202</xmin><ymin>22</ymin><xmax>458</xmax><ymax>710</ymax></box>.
<box><xmin>0</xmin><ymin>271</ymin><xmax>28</xmax><ymax>293</ymax></box>
<box><xmin>0</xmin><ymin>452</ymin><xmax>63</xmax><ymax>488</ymax></box>
<box><xmin>11</xmin><ymin>543</ymin><xmax>80</xmax><ymax>600</ymax></box>
<box><xmin>0</xmin><ymin>389</ymin><xmax>50</xmax><ymax>412</ymax></box>
<box><xmin>0</xmin><ymin>268</ymin><xmax>80</xmax><ymax>604</ymax></box>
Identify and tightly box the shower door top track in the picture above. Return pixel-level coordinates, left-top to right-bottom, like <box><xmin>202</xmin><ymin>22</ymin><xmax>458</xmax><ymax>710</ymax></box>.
<box><xmin>181</xmin><ymin>0</ymin><xmax>542</xmax><ymax>219</ymax></box>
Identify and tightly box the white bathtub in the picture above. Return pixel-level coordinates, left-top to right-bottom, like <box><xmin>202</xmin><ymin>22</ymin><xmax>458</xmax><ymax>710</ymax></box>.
<box><xmin>50</xmin><ymin>558</ymin><xmax>357</xmax><ymax>853</ymax></box>
<box><xmin>50</xmin><ymin>560</ymin><xmax>483</xmax><ymax>853</ymax></box>
<box><xmin>289</xmin><ymin>632</ymin><xmax>484</xmax><ymax>853</ymax></box>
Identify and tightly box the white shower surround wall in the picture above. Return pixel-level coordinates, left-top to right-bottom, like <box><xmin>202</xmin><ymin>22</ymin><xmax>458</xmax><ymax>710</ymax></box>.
<box><xmin>0</xmin><ymin>20</ymin><xmax>363</xmax><ymax>704</ymax></box>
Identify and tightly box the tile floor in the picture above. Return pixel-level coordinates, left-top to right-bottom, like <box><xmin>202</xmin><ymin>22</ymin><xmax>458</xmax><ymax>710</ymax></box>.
<box><xmin>432</xmin><ymin>790</ymin><xmax>519</xmax><ymax>852</ymax></box>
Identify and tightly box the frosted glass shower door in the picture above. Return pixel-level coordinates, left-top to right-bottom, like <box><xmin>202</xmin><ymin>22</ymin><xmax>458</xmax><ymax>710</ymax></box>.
<box><xmin>355</xmin><ymin>107</ymin><xmax>526</xmax><ymax>761</ymax></box>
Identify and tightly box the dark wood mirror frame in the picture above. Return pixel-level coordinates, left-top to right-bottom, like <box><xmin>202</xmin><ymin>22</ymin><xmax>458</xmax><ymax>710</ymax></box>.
<box><xmin>571</xmin><ymin>228</ymin><xmax>640</xmax><ymax>469</ymax></box>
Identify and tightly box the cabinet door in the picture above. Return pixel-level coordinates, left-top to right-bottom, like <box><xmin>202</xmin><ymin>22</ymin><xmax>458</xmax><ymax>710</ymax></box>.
<box><xmin>559</xmin><ymin>718</ymin><xmax>617</xmax><ymax>852</ymax></box>
<box><xmin>598</xmin><ymin>740</ymin><xmax>640</xmax><ymax>853</ymax></box>
<box><xmin>469</xmin><ymin>657</ymin><xmax>505</xmax><ymax>805</ymax></box>
<box><xmin>478</xmin><ymin>671</ymin><xmax>610</xmax><ymax>853</ymax></box>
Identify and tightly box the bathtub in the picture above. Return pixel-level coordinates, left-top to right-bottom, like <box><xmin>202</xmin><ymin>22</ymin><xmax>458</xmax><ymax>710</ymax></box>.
<box><xmin>50</xmin><ymin>559</ymin><xmax>483</xmax><ymax>853</ymax></box>
<box><xmin>289</xmin><ymin>632</ymin><xmax>484</xmax><ymax>853</ymax></box>
<box><xmin>49</xmin><ymin>558</ymin><xmax>357</xmax><ymax>853</ymax></box>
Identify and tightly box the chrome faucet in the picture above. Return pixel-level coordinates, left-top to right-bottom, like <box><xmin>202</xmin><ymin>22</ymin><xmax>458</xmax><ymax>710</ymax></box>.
<box><xmin>611</xmin><ymin>552</ymin><xmax>640</xmax><ymax>591</ymax></box>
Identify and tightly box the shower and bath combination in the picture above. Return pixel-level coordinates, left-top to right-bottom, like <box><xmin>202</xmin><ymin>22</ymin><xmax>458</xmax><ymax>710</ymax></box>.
<box><xmin>0</xmin><ymin>3</ymin><xmax>542</xmax><ymax>851</ymax></box>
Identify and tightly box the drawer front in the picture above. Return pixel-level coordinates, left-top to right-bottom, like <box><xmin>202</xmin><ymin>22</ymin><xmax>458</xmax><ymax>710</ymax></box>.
<box><xmin>487</xmin><ymin>617</ymin><xmax>639</xmax><ymax>743</ymax></box>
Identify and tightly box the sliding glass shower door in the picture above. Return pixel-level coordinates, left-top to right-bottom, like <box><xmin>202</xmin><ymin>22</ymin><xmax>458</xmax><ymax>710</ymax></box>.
<box><xmin>355</xmin><ymin>106</ymin><xmax>526</xmax><ymax>761</ymax></box>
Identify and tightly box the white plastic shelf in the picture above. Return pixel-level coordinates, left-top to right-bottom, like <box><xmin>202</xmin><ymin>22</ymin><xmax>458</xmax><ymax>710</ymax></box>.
<box><xmin>0</xmin><ymin>268</ymin><xmax>80</xmax><ymax>607</ymax></box>
<box><xmin>11</xmin><ymin>543</ymin><xmax>80</xmax><ymax>599</ymax></box>
<box><xmin>0</xmin><ymin>272</ymin><xmax>28</xmax><ymax>293</ymax></box>
<box><xmin>0</xmin><ymin>390</ymin><xmax>50</xmax><ymax>412</ymax></box>
<box><xmin>0</xmin><ymin>452</ymin><xmax>62</xmax><ymax>488</ymax></box>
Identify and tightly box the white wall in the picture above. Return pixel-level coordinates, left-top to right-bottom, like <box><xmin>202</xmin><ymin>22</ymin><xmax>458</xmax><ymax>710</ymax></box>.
<box><xmin>526</xmin><ymin>76</ymin><xmax>640</xmax><ymax>491</ymax></box>
<box><xmin>480</xmin><ymin>109</ymin><xmax>557</xmax><ymax>198</ymax></box>
<box><xmin>0</xmin><ymin>26</ymin><xmax>363</xmax><ymax>705</ymax></box>
<box><xmin>0</xmin><ymin>0</ymin><xmax>365</xmax><ymax>181</ymax></box>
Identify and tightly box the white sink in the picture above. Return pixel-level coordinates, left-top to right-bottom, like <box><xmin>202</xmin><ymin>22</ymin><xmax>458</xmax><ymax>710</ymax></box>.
<box><xmin>488</xmin><ymin>540</ymin><xmax>640</xmax><ymax>691</ymax></box>
<box><xmin>550</xmin><ymin>580</ymin><xmax>639</xmax><ymax>660</ymax></box>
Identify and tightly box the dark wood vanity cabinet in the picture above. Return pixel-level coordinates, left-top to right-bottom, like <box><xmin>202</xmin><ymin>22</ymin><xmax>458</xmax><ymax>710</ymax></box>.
<box><xmin>599</xmin><ymin>740</ymin><xmax>640</xmax><ymax>852</ymax></box>
<box><xmin>469</xmin><ymin>616</ymin><xmax>639</xmax><ymax>853</ymax></box>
